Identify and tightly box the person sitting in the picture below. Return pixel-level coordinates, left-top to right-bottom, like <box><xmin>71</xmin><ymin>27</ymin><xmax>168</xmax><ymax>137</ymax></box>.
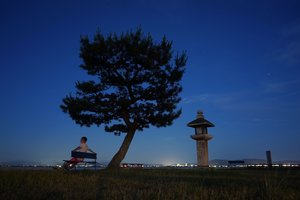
<box><xmin>62</xmin><ymin>136</ymin><xmax>95</xmax><ymax>170</ymax></box>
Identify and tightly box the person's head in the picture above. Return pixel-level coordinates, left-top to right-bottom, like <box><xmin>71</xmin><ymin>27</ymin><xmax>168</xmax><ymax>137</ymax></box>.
<box><xmin>80</xmin><ymin>136</ymin><xmax>87</xmax><ymax>144</ymax></box>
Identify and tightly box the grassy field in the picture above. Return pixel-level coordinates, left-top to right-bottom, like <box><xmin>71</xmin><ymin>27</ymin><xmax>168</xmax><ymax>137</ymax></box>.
<box><xmin>0</xmin><ymin>168</ymin><xmax>299</xmax><ymax>200</ymax></box>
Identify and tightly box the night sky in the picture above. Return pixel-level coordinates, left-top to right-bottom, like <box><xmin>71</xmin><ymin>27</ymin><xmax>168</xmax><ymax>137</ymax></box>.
<box><xmin>1</xmin><ymin>0</ymin><xmax>300</xmax><ymax>165</ymax></box>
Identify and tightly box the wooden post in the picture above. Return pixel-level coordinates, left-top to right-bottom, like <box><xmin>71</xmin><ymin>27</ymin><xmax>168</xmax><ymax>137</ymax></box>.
<box><xmin>266</xmin><ymin>150</ymin><xmax>272</xmax><ymax>168</ymax></box>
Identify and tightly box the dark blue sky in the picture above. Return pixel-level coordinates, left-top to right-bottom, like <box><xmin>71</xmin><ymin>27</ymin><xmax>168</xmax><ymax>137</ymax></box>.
<box><xmin>1</xmin><ymin>0</ymin><xmax>300</xmax><ymax>165</ymax></box>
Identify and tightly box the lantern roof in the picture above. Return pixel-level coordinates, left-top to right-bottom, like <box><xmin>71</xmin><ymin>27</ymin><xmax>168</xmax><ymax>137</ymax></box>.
<box><xmin>187</xmin><ymin>111</ymin><xmax>215</xmax><ymax>128</ymax></box>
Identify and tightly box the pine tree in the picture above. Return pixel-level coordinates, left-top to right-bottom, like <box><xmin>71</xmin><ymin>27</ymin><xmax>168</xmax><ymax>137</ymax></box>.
<box><xmin>61</xmin><ymin>28</ymin><xmax>187</xmax><ymax>169</ymax></box>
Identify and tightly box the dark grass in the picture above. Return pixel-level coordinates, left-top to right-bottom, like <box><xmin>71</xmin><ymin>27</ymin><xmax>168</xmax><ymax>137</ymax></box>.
<box><xmin>0</xmin><ymin>168</ymin><xmax>299</xmax><ymax>200</ymax></box>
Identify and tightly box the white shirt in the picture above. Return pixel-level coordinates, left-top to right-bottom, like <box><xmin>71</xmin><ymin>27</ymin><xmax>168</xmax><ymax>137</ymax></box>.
<box><xmin>79</xmin><ymin>143</ymin><xmax>89</xmax><ymax>153</ymax></box>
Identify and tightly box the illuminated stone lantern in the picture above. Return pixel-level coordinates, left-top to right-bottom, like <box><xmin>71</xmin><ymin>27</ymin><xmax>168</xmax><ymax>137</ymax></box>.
<box><xmin>187</xmin><ymin>111</ymin><xmax>214</xmax><ymax>167</ymax></box>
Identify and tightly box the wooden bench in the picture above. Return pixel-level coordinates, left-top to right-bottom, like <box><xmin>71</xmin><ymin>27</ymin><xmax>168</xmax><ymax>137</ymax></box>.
<box><xmin>64</xmin><ymin>151</ymin><xmax>97</xmax><ymax>170</ymax></box>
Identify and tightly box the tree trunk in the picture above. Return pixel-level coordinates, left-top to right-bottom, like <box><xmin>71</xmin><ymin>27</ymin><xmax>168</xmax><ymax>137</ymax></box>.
<box><xmin>106</xmin><ymin>129</ymin><xmax>136</xmax><ymax>169</ymax></box>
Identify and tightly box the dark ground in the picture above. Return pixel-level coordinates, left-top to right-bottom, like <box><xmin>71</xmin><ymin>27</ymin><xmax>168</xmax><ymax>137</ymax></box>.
<box><xmin>0</xmin><ymin>168</ymin><xmax>299</xmax><ymax>200</ymax></box>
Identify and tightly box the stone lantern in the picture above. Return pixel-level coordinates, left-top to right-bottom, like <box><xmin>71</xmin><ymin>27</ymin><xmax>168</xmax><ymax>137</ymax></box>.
<box><xmin>187</xmin><ymin>111</ymin><xmax>214</xmax><ymax>167</ymax></box>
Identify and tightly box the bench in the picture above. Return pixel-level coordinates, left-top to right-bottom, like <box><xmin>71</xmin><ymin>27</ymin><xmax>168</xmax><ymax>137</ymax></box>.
<box><xmin>64</xmin><ymin>151</ymin><xmax>97</xmax><ymax>170</ymax></box>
